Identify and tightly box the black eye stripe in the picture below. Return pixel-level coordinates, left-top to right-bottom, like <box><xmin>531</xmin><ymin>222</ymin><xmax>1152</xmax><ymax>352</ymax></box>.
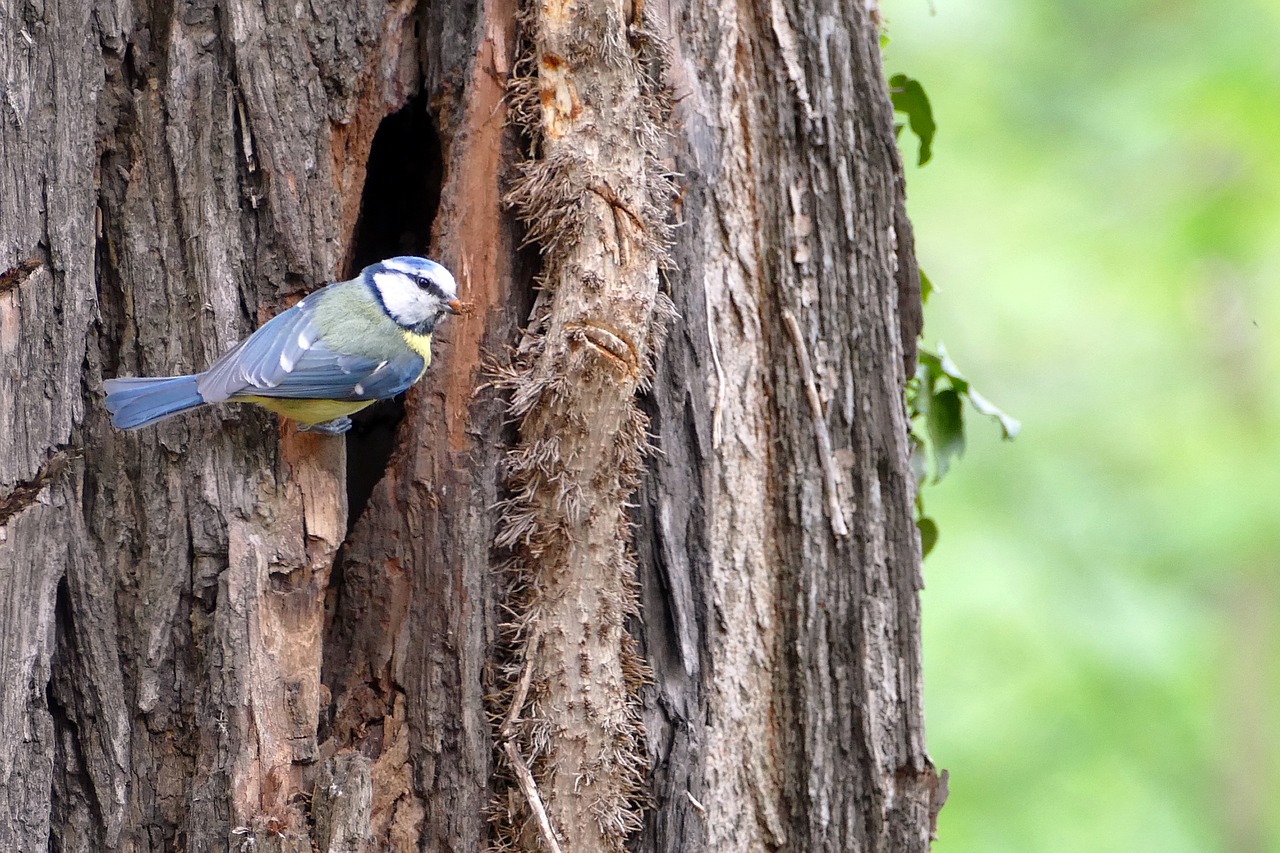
<box><xmin>414</xmin><ymin>275</ymin><xmax>447</xmax><ymax>298</ymax></box>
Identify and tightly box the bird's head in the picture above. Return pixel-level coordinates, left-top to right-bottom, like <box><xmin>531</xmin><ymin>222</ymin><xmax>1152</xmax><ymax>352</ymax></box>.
<box><xmin>363</xmin><ymin>256</ymin><xmax>462</xmax><ymax>333</ymax></box>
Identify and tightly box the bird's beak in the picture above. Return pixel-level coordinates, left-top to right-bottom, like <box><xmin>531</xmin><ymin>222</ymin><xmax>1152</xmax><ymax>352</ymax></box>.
<box><xmin>446</xmin><ymin>299</ymin><xmax>463</xmax><ymax>315</ymax></box>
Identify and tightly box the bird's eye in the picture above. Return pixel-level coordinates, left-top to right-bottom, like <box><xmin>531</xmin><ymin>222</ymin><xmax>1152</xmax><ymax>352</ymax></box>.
<box><xmin>415</xmin><ymin>275</ymin><xmax>429</xmax><ymax>289</ymax></box>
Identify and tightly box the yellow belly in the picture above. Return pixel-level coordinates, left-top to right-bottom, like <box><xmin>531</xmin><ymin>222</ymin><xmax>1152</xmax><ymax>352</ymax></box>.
<box><xmin>235</xmin><ymin>396</ymin><xmax>376</xmax><ymax>425</ymax></box>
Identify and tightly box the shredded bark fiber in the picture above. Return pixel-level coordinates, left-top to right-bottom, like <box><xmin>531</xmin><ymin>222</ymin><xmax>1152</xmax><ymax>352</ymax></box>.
<box><xmin>488</xmin><ymin>0</ymin><xmax>676</xmax><ymax>849</ymax></box>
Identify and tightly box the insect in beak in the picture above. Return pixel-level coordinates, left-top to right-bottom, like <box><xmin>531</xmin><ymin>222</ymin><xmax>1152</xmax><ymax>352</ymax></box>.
<box><xmin>446</xmin><ymin>299</ymin><xmax>463</xmax><ymax>314</ymax></box>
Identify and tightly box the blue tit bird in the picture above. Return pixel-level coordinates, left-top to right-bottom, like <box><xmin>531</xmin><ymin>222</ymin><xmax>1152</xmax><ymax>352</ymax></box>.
<box><xmin>105</xmin><ymin>256</ymin><xmax>462</xmax><ymax>435</ymax></box>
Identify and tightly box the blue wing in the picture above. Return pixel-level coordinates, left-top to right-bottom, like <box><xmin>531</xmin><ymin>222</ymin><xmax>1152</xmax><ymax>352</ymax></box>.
<box><xmin>238</xmin><ymin>342</ymin><xmax>424</xmax><ymax>400</ymax></box>
<box><xmin>196</xmin><ymin>298</ymin><xmax>424</xmax><ymax>403</ymax></box>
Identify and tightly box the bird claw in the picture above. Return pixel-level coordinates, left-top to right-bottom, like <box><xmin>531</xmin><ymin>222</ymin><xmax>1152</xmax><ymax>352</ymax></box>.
<box><xmin>298</xmin><ymin>416</ymin><xmax>352</xmax><ymax>435</ymax></box>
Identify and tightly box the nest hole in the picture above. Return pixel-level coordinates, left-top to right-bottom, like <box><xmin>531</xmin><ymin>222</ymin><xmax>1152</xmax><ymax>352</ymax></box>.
<box><xmin>343</xmin><ymin>92</ymin><xmax>444</xmax><ymax>535</ymax></box>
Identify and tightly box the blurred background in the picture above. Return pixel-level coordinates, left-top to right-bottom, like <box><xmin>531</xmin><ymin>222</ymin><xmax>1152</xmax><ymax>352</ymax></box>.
<box><xmin>879</xmin><ymin>1</ymin><xmax>1280</xmax><ymax>850</ymax></box>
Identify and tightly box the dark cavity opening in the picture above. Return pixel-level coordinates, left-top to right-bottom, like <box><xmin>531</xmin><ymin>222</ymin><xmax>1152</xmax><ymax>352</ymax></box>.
<box><xmin>342</xmin><ymin>93</ymin><xmax>443</xmax><ymax>536</ymax></box>
<box><xmin>47</xmin><ymin>577</ymin><xmax>107</xmax><ymax>846</ymax></box>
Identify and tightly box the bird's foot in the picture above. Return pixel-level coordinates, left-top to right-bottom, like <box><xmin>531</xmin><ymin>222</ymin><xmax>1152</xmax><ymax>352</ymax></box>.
<box><xmin>298</xmin><ymin>416</ymin><xmax>352</xmax><ymax>435</ymax></box>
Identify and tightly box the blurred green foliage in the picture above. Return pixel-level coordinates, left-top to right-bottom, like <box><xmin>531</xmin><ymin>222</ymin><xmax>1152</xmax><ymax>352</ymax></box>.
<box><xmin>908</xmin><ymin>343</ymin><xmax>1020</xmax><ymax>556</ymax></box>
<box><xmin>891</xmin><ymin>73</ymin><xmax>939</xmax><ymax>165</ymax></box>
<box><xmin>881</xmin><ymin>1</ymin><xmax>1280</xmax><ymax>850</ymax></box>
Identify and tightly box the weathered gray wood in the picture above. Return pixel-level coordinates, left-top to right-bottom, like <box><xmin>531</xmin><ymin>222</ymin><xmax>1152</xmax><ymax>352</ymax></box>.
<box><xmin>313</xmin><ymin>752</ymin><xmax>375</xmax><ymax>853</ymax></box>
<box><xmin>633</xmin><ymin>0</ymin><xmax>938</xmax><ymax>850</ymax></box>
<box><xmin>2</xmin><ymin>0</ymin><xmax>500</xmax><ymax>848</ymax></box>
<box><xmin>2</xmin><ymin>0</ymin><xmax>119</xmax><ymax>846</ymax></box>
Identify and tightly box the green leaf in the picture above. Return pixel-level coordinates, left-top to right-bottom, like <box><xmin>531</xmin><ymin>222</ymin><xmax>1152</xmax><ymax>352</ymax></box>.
<box><xmin>910</xmin><ymin>432</ymin><xmax>929</xmax><ymax>483</ymax></box>
<box><xmin>917</xmin><ymin>516</ymin><xmax>939</xmax><ymax>558</ymax></box>
<box><xmin>920</xmin><ymin>268</ymin><xmax>935</xmax><ymax>305</ymax></box>
<box><xmin>916</xmin><ymin>348</ymin><xmax>944</xmax><ymax>390</ymax></box>
<box><xmin>907</xmin><ymin>341</ymin><xmax>1017</xmax><ymax>555</ymax></box>
<box><xmin>967</xmin><ymin>387</ymin><xmax>1022</xmax><ymax>439</ymax></box>
<box><xmin>905</xmin><ymin>376</ymin><xmax>922</xmax><ymax>420</ymax></box>
<box><xmin>926</xmin><ymin>388</ymin><xmax>965</xmax><ymax>480</ymax></box>
<box><xmin>926</xmin><ymin>343</ymin><xmax>1021</xmax><ymax>441</ymax></box>
<box><xmin>889</xmin><ymin>74</ymin><xmax>936</xmax><ymax>166</ymax></box>
<box><xmin>933</xmin><ymin>343</ymin><xmax>969</xmax><ymax>392</ymax></box>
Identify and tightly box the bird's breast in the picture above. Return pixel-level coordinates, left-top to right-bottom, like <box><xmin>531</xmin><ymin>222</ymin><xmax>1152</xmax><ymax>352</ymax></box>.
<box><xmin>401</xmin><ymin>330</ymin><xmax>432</xmax><ymax>369</ymax></box>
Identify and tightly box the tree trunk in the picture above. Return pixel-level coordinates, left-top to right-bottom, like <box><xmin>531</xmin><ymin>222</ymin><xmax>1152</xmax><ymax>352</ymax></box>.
<box><xmin>0</xmin><ymin>0</ymin><xmax>938</xmax><ymax>848</ymax></box>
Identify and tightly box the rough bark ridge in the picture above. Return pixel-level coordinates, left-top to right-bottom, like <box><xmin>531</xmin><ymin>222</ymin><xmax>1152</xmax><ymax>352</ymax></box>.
<box><xmin>0</xmin><ymin>0</ymin><xmax>514</xmax><ymax>848</ymax></box>
<box><xmin>491</xmin><ymin>0</ymin><xmax>673</xmax><ymax>849</ymax></box>
<box><xmin>632</xmin><ymin>0</ymin><xmax>937</xmax><ymax>850</ymax></box>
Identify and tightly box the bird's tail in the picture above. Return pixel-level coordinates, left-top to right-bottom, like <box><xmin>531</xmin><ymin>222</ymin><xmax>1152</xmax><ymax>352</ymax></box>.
<box><xmin>104</xmin><ymin>375</ymin><xmax>205</xmax><ymax>429</ymax></box>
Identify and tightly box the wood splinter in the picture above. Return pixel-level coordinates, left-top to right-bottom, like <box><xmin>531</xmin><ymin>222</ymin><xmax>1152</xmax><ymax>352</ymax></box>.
<box><xmin>503</xmin><ymin>742</ymin><xmax>564</xmax><ymax>853</ymax></box>
<box><xmin>499</xmin><ymin>645</ymin><xmax>563</xmax><ymax>853</ymax></box>
<box><xmin>782</xmin><ymin>309</ymin><xmax>851</xmax><ymax>538</ymax></box>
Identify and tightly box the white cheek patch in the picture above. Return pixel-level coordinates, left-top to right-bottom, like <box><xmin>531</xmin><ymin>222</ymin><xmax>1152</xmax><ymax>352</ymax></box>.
<box><xmin>373</xmin><ymin>271</ymin><xmax>428</xmax><ymax>326</ymax></box>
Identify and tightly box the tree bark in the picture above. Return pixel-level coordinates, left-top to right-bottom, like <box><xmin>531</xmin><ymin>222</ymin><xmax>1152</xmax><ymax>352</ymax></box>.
<box><xmin>0</xmin><ymin>0</ymin><xmax>938</xmax><ymax>849</ymax></box>
<box><xmin>635</xmin><ymin>0</ymin><xmax>936</xmax><ymax>847</ymax></box>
